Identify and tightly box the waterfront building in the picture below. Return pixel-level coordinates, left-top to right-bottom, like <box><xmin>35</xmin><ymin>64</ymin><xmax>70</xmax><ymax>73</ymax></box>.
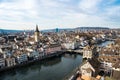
<box><xmin>0</xmin><ymin>58</ymin><xmax>5</xmax><ymax>68</ymax></box>
<box><xmin>38</xmin><ymin>47</ymin><xmax>44</xmax><ymax>57</ymax></box>
<box><xmin>80</xmin><ymin>58</ymin><xmax>100</xmax><ymax>77</ymax></box>
<box><xmin>61</xmin><ymin>42</ymin><xmax>75</xmax><ymax>50</ymax></box>
<box><xmin>5</xmin><ymin>57</ymin><xmax>16</xmax><ymax>67</ymax></box>
<box><xmin>34</xmin><ymin>25</ymin><xmax>40</xmax><ymax>42</ymax></box>
<box><xmin>44</xmin><ymin>44</ymin><xmax>61</xmax><ymax>55</ymax></box>
<box><xmin>28</xmin><ymin>50</ymin><xmax>40</xmax><ymax>60</ymax></box>
<box><xmin>14</xmin><ymin>52</ymin><xmax>28</xmax><ymax>64</ymax></box>
<box><xmin>82</xmin><ymin>45</ymin><xmax>96</xmax><ymax>59</ymax></box>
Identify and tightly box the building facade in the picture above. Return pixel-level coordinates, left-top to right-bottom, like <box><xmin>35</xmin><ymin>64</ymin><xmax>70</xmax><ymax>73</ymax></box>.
<box><xmin>0</xmin><ymin>58</ymin><xmax>5</xmax><ymax>68</ymax></box>
<box><xmin>15</xmin><ymin>53</ymin><xmax>28</xmax><ymax>64</ymax></box>
<box><xmin>83</xmin><ymin>46</ymin><xmax>94</xmax><ymax>59</ymax></box>
<box><xmin>5</xmin><ymin>57</ymin><xmax>16</xmax><ymax>67</ymax></box>
<box><xmin>45</xmin><ymin>44</ymin><xmax>61</xmax><ymax>55</ymax></box>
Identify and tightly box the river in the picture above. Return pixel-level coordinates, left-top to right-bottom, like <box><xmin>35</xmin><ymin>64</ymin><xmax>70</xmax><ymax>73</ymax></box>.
<box><xmin>0</xmin><ymin>41</ymin><xmax>113</xmax><ymax>80</ymax></box>
<box><xmin>0</xmin><ymin>54</ymin><xmax>82</xmax><ymax>80</ymax></box>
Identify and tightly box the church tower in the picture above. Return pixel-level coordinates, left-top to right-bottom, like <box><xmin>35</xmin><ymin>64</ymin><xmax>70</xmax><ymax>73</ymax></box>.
<box><xmin>34</xmin><ymin>25</ymin><xmax>39</xmax><ymax>42</ymax></box>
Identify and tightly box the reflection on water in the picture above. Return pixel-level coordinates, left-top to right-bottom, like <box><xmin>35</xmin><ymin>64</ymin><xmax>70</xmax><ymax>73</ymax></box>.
<box><xmin>0</xmin><ymin>54</ymin><xmax>82</xmax><ymax>80</ymax></box>
<box><xmin>64</xmin><ymin>54</ymin><xmax>77</xmax><ymax>59</ymax></box>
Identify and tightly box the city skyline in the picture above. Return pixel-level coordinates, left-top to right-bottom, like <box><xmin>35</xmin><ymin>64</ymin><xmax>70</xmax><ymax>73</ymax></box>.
<box><xmin>0</xmin><ymin>0</ymin><xmax>120</xmax><ymax>30</ymax></box>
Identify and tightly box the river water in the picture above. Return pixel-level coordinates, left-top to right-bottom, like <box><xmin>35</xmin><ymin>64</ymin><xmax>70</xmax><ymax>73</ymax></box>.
<box><xmin>0</xmin><ymin>54</ymin><xmax>82</xmax><ymax>80</ymax></box>
<box><xmin>0</xmin><ymin>41</ymin><xmax>113</xmax><ymax>80</ymax></box>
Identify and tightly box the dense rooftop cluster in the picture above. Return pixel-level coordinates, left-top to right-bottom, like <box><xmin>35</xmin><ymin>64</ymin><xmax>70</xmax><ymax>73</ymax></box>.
<box><xmin>0</xmin><ymin>26</ymin><xmax>120</xmax><ymax>80</ymax></box>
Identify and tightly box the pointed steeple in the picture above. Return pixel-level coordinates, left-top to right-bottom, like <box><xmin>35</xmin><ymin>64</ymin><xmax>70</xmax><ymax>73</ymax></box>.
<box><xmin>35</xmin><ymin>24</ymin><xmax>39</xmax><ymax>32</ymax></box>
<box><xmin>34</xmin><ymin>24</ymin><xmax>40</xmax><ymax>42</ymax></box>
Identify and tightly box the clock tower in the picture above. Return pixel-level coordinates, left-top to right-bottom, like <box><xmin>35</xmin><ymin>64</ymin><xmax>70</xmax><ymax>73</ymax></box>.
<box><xmin>34</xmin><ymin>25</ymin><xmax>39</xmax><ymax>42</ymax></box>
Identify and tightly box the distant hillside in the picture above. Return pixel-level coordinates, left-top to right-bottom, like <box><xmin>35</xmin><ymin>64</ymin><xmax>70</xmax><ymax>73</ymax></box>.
<box><xmin>0</xmin><ymin>29</ymin><xmax>23</xmax><ymax>34</ymax></box>
<box><xmin>41</xmin><ymin>27</ymin><xmax>110</xmax><ymax>32</ymax></box>
<box><xmin>0</xmin><ymin>27</ymin><xmax>111</xmax><ymax>34</ymax></box>
<box><xmin>41</xmin><ymin>28</ymin><xmax>74</xmax><ymax>32</ymax></box>
<box><xmin>76</xmin><ymin>27</ymin><xmax>109</xmax><ymax>29</ymax></box>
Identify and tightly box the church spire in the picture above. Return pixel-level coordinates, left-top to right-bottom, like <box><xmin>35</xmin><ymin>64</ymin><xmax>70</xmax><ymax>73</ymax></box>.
<box><xmin>35</xmin><ymin>24</ymin><xmax>39</xmax><ymax>32</ymax></box>
<box><xmin>34</xmin><ymin>24</ymin><xmax>40</xmax><ymax>42</ymax></box>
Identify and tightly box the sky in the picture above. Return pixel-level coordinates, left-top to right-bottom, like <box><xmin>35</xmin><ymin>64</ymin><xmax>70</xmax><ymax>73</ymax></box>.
<box><xmin>0</xmin><ymin>0</ymin><xmax>120</xmax><ymax>30</ymax></box>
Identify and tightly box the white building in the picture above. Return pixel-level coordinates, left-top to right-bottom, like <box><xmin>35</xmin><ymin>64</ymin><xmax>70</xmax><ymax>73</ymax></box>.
<box><xmin>28</xmin><ymin>50</ymin><xmax>40</xmax><ymax>60</ymax></box>
<box><xmin>15</xmin><ymin>53</ymin><xmax>28</xmax><ymax>64</ymax></box>
<box><xmin>61</xmin><ymin>42</ymin><xmax>75</xmax><ymax>50</ymax></box>
<box><xmin>0</xmin><ymin>58</ymin><xmax>5</xmax><ymax>68</ymax></box>
<box><xmin>100</xmin><ymin>61</ymin><xmax>112</xmax><ymax>70</ymax></box>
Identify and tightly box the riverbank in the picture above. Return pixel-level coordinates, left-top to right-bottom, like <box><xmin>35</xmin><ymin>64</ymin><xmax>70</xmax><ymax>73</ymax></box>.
<box><xmin>0</xmin><ymin>53</ymin><xmax>82</xmax><ymax>80</ymax></box>
<box><xmin>0</xmin><ymin>51</ymin><xmax>63</xmax><ymax>72</ymax></box>
<box><xmin>0</xmin><ymin>50</ymin><xmax>81</xmax><ymax>73</ymax></box>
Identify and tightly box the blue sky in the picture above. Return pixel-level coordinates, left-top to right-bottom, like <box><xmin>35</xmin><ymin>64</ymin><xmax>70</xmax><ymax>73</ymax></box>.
<box><xmin>0</xmin><ymin>0</ymin><xmax>120</xmax><ymax>30</ymax></box>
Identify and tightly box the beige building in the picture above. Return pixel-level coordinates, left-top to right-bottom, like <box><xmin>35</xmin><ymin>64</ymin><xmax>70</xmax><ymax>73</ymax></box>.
<box><xmin>83</xmin><ymin>45</ymin><xmax>96</xmax><ymax>59</ymax></box>
<box><xmin>5</xmin><ymin>57</ymin><xmax>16</xmax><ymax>67</ymax></box>
<box><xmin>80</xmin><ymin>58</ymin><xmax>100</xmax><ymax>77</ymax></box>
<box><xmin>45</xmin><ymin>44</ymin><xmax>61</xmax><ymax>55</ymax></box>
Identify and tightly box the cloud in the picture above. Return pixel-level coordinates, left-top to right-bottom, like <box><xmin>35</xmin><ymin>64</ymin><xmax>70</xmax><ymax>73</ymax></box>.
<box><xmin>0</xmin><ymin>0</ymin><xmax>120</xmax><ymax>30</ymax></box>
<box><xmin>0</xmin><ymin>0</ymin><xmax>38</xmax><ymax>21</ymax></box>
<box><xmin>78</xmin><ymin>0</ymin><xmax>102</xmax><ymax>14</ymax></box>
<box><xmin>104</xmin><ymin>6</ymin><xmax>120</xmax><ymax>21</ymax></box>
